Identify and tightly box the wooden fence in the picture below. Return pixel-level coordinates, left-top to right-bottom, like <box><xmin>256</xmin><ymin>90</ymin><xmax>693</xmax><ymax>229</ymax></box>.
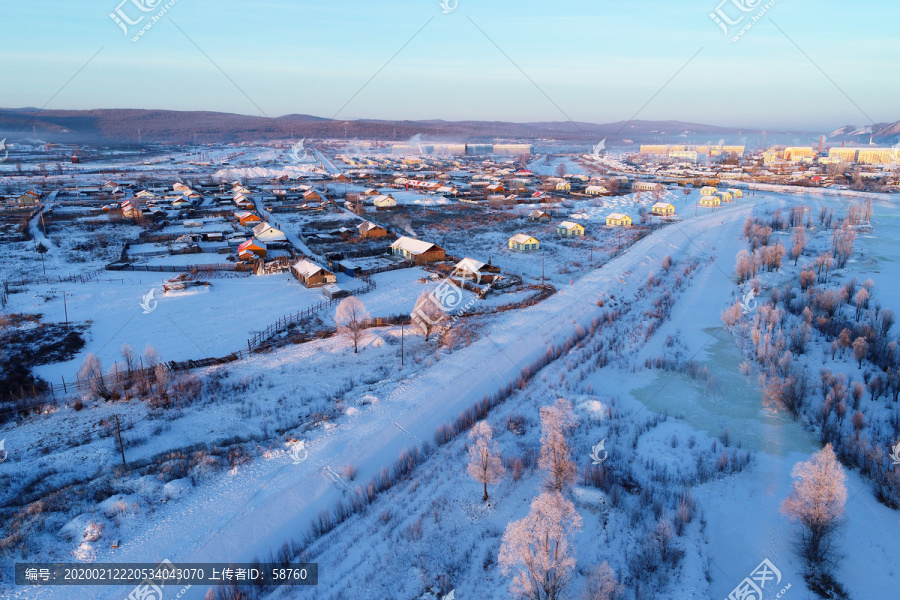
<box><xmin>3</xmin><ymin>269</ymin><xmax>105</xmax><ymax>287</ymax></box>
<box><xmin>107</xmin><ymin>263</ymin><xmax>254</xmax><ymax>273</ymax></box>
<box><xmin>48</xmin><ymin>364</ymin><xmax>161</xmax><ymax>396</ymax></box>
<box><xmin>248</xmin><ymin>276</ymin><xmax>377</xmax><ymax>348</ymax></box>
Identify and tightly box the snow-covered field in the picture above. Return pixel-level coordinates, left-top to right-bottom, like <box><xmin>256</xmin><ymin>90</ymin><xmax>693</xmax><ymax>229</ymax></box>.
<box><xmin>2</xmin><ymin>147</ymin><xmax>900</xmax><ymax>600</ymax></box>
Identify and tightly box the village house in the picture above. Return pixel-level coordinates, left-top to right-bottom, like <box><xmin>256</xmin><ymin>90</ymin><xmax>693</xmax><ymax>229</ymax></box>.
<box><xmin>727</xmin><ymin>188</ymin><xmax>744</xmax><ymax>198</ymax></box>
<box><xmin>291</xmin><ymin>259</ymin><xmax>337</xmax><ymax>288</ymax></box>
<box><xmin>606</xmin><ymin>213</ymin><xmax>632</xmax><ymax>227</ymax></box>
<box><xmin>633</xmin><ymin>181</ymin><xmax>663</xmax><ymax>192</ymax></box>
<box><xmin>252</xmin><ymin>222</ymin><xmax>287</xmax><ymax>242</ymax></box>
<box><xmin>372</xmin><ymin>195</ymin><xmax>397</xmax><ymax>209</ymax></box>
<box><xmin>302</xmin><ymin>190</ymin><xmax>322</xmax><ymax>202</ymax></box>
<box><xmin>452</xmin><ymin>257</ymin><xmax>501</xmax><ymax>283</ymax></box>
<box><xmin>121</xmin><ymin>199</ymin><xmax>143</xmax><ymax>219</ymax></box>
<box><xmin>651</xmin><ymin>202</ymin><xmax>675</xmax><ymax>217</ymax></box>
<box><xmin>390</xmin><ymin>236</ymin><xmax>446</xmax><ymax>264</ymax></box>
<box><xmin>699</xmin><ymin>195</ymin><xmax>721</xmax><ymax>208</ymax></box>
<box><xmin>361</xmin><ymin>188</ymin><xmax>380</xmax><ymax>196</ymax></box>
<box><xmin>585</xmin><ymin>185</ymin><xmax>608</xmax><ymax>196</ymax></box>
<box><xmin>555</xmin><ymin>181</ymin><xmax>571</xmax><ymax>192</ymax></box>
<box><xmin>716</xmin><ymin>190</ymin><xmax>734</xmax><ymax>203</ymax></box>
<box><xmin>234</xmin><ymin>211</ymin><xmax>261</xmax><ymax>226</ymax></box>
<box><xmin>17</xmin><ymin>190</ymin><xmax>41</xmax><ymax>205</ymax></box>
<box><xmin>557</xmin><ymin>221</ymin><xmax>585</xmax><ymax>236</ymax></box>
<box><xmin>233</xmin><ymin>194</ymin><xmax>254</xmax><ymax>209</ymax></box>
<box><xmin>237</xmin><ymin>238</ymin><xmax>267</xmax><ymax>259</ymax></box>
<box><xmin>357</xmin><ymin>221</ymin><xmax>389</xmax><ymax>238</ymax></box>
<box><xmin>528</xmin><ymin>210</ymin><xmax>551</xmax><ymax>222</ymax></box>
<box><xmin>508</xmin><ymin>233</ymin><xmax>540</xmax><ymax>251</ymax></box>
<box><xmin>699</xmin><ymin>186</ymin><xmax>718</xmax><ymax>196</ymax></box>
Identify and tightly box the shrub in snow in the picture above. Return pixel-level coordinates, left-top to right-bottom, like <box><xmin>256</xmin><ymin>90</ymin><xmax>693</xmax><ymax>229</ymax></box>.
<box><xmin>580</xmin><ymin>561</ymin><xmax>624</xmax><ymax>600</ymax></box>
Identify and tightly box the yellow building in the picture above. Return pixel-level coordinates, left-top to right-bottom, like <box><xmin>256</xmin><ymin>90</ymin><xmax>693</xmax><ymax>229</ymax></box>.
<box><xmin>557</xmin><ymin>221</ymin><xmax>585</xmax><ymax>236</ymax></box>
<box><xmin>651</xmin><ymin>202</ymin><xmax>675</xmax><ymax>216</ymax></box>
<box><xmin>828</xmin><ymin>147</ymin><xmax>859</xmax><ymax>163</ymax></box>
<box><xmin>857</xmin><ymin>148</ymin><xmax>899</xmax><ymax>165</ymax></box>
<box><xmin>818</xmin><ymin>156</ymin><xmax>842</xmax><ymax>165</ymax></box>
<box><xmin>555</xmin><ymin>181</ymin><xmax>571</xmax><ymax>191</ymax></box>
<box><xmin>721</xmin><ymin>145</ymin><xmax>746</xmax><ymax>157</ymax></box>
<box><xmin>716</xmin><ymin>191</ymin><xmax>733</xmax><ymax>203</ymax></box>
<box><xmin>784</xmin><ymin>147</ymin><xmax>815</xmax><ymax>161</ymax></box>
<box><xmin>727</xmin><ymin>188</ymin><xmax>743</xmax><ymax>198</ymax></box>
<box><xmin>640</xmin><ymin>145</ymin><xmax>669</xmax><ymax>155</ymax></box>
<box><xmin>699</xmin><ymin>186</ymin><xmax>718</xmax><ymax>196</ymax></box>
<box><xmin>509</xmin><ymin>233</ymin><xmax>540</xmax><ymax>251</ymax></box>
<box><xmin>699</xmin><ymin>195</ymin><xmax>721</xmax><ymax>208</ymax></box>
<box><xmin>606</xmin><ymin>213</ymin><xmax>632</xmax><ymax>227</ymax></box>
<box><xmin>762</xmin><ymin>151</ymin><xmax>781</xmax><ymax>164</ymax></box>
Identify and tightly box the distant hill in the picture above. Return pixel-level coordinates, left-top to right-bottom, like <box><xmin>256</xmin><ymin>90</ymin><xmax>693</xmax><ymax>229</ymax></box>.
<box><xmin>826</xmin><ymin>120</ymin><xmax>900</xmax><ymax>145</ymax></box>
<box><xmin>0</xmin><ymin>108</ymin><xmax>763</xmax><ymax>146</ymax></box>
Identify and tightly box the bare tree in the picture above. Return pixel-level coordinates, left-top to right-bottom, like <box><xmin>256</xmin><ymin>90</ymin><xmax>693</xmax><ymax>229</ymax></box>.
<box><xmin>120</xmin><ymin>343</ymin><xmax>135</xmax><ymax>373</ymax></box>
<box><xmin>580</xmin><ymin>562</ymin><xmax>623</xmax><ymax>600</ymax></box>
<box><xmin>539</xmin><ymin>398</ymin><xmax>578</xmax><ymax>492</ymax></box>
<box><xmin>556</xmin><ymin>162</ymin><xmax>568</xmax><ymax>178</ymax></box>
<box><xmin>335</xmin><ymin>296</ymin><xmax>369</xmax><ymax>353</ymax></box>
<box><xmin>466</xmin><ymin>421</ymin><xmax>505</xmax><ymax>501</ymax></box>
<box><xmin>411</xmin><ymin>291</ymin><xmax>446</xmax><ymax>341</ymax></box>
<box><xmin>78</xmin><ymin>353</ymin><xmax>109</xmax><ymax>400</ymax></box>
<box><xmin>780</xmin><ymin>444</ymin><xmax>847</xmax><ymax>572</ymax></box>
<box><xmin>499</xmin><ymin>491</ymin><xmax>583</xmax><ymax>600</ymax></box>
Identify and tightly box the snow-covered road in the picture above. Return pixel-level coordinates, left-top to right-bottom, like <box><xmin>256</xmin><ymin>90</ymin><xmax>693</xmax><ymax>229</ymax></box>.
<box><xmin>18</xmin><ymin>201</ymin><xmax>762</xmax><ymax>600</ymax></box>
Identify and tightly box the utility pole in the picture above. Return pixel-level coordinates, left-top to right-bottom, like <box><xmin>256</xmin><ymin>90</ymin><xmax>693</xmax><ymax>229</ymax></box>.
<box><xmin>400</xmin><ymin>323</ymin><xmax>404</xmax><ymax>367</ymax></box>
<box><xmin>541</xmin><ymin>256</ymin><xmax>545</xmax><ymax>286</ymax></box>
<box><xmin>115</xmin><ymin>415</ymin><xmax>127</xmax><ymax>470</ymax></box>
<box><xmin>63</xmin><ymin>291</ymin><xmax>68</xmax><ymax>327</ymax></box>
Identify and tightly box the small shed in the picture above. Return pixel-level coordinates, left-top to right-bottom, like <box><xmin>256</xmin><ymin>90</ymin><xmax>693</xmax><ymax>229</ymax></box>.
<box><xmin>322</xmin><ymin>284</ymin><xmax>351</xmax><ymax>300</ymax></box>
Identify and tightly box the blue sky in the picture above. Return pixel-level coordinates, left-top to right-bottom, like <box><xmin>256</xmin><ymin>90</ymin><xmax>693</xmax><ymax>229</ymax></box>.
<box><xmin>2</xmin><ymin>0</ymin><xmax>898</xmax><ymax>130</ymax></box>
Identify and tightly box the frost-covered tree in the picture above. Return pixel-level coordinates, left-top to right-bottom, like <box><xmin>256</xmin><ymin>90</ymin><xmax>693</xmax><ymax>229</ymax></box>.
<box><xmin>539</xmin><ymin>398</ymin><xmax>578</xmax><ymax>493</ymax></box>
<box><xmin>791</xmin><ymin>226</ymin><xmax>806</xmax><ymax>265</ymax></box>
<box><xmin>335</xmin><ymin>296</ymin><xmax>370</xmax><ymax>353</ymax></box>
<box><xmin>780</xmin><ymin>444</ymin><xmax>847</xmax><ymax>570</ymax></box>
<box><xmin>466</xmin><ymin>421</ymin><xmax>505</xmax><ymax>501</ymax></box>
<box><xmin>499</xmin><ymin>491</ymin><xmax>583</xmax><ymax>600</ymax></box>
<box><xmin>735</xmin><ymin>249</ymin><xmax>754</xmax><ymax>283</ymax></box>
<box><xmin>411</xmin><ymin>291</ymin><xmax>446</xmax><ymax>341</ymax></box>
<box><xmin>852</xmin><ymin>337</ymin><xmax>868</xmax><ymax>368</ymax></box>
